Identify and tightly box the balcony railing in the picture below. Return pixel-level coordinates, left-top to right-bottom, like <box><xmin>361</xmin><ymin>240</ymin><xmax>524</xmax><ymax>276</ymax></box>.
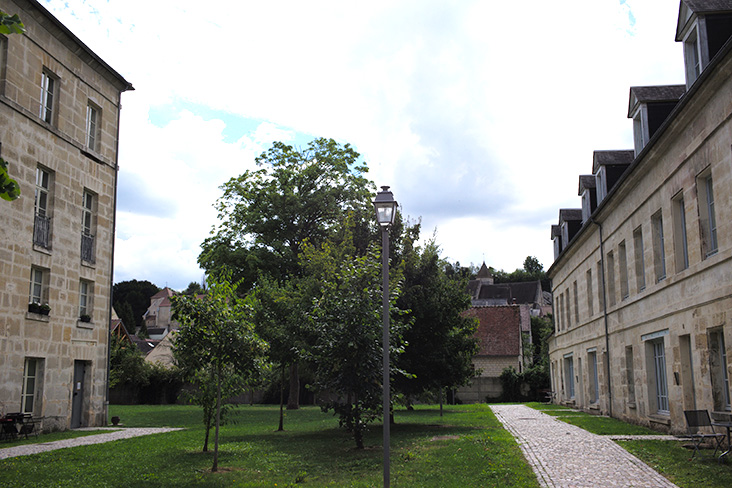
<box><xmin>33</xmin><ymin>214</ymin><xmax>51</xmax><ymax>249</ymax></box>
<box><xmin>81</xmin><ymin>233</ymin><xmax>95</xmax><ymax>263</ymax></box>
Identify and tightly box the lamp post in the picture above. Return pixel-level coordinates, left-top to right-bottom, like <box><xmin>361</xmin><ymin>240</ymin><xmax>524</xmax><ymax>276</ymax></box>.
<box><xmin>373</xmin><ymin>185</ymin><xmax>397</xmax><ymax>488</ymax></box>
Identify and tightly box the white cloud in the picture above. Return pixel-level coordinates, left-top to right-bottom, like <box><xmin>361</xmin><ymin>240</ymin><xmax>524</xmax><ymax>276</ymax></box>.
<box><xmin>41</xmin><ymin>0</ymin><xmax>688</xmax><ymax>287</ymax></box>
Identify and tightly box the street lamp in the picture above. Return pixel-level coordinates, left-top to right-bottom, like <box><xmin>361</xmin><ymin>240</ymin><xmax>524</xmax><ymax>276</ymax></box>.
<box><xmin>373</xmin><ymin>185</ymin><xmax>397</xmax><ymax>488</ymax></box>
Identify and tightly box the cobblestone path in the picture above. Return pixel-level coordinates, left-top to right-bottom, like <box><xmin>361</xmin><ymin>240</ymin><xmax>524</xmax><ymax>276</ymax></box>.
<box><xmin>491</xmin><ymin>404</ymin><xmax>679</xmax><ymax>488</ymax></box>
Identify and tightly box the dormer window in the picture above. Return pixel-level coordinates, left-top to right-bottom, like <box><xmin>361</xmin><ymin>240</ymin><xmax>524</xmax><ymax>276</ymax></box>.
<box><xmin>684</xmin><ymin>26</ymin><xmax>702</xmax><ymax>86</ymax></box>
<box><xmin>628</xmin><ymin>86</ymin><xmax>685</xmax><ymax>156</ymax></box>
<box><xmin>595</xmin><ymin>166</ymin><xmax>607</xmax><ymax>203</ymax></box>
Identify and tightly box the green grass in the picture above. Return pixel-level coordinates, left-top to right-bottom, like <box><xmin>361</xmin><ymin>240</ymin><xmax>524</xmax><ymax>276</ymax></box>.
<box><xmin>0</xmin><ymin>404</ymin><xmax>540</xmax><ymax>487</ymax></box>
<box><xmin>526</xmin><ymin>403</ymin><xmax>658</xmax><ymax>435</ymax></box>
<box><xmin>619</xmin><ymin>440</ymin><xmax>732</xmax><ymax>488</ymax></box>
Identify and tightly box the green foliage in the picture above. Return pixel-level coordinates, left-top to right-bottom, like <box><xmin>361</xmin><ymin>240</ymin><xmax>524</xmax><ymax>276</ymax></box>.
<box><xmin>0</xmin><ymin>157</ymin><xmax>21</xmax><ymax>201</ymax></box>
<box><xmin>115</xmin><ymin>301</ymin><xmax>137</xmax><ymax>335</ymax></box>
<box><xmin>198</xmin><ymin>138</ymin><xmax>374</xmax><ymax>290</ymax></box>
<box><xmin>491</xmin><ymin>255</ymin><xmax>549</xmax><ymax>290</ymax></box>
<box><xmin>172</xmin><ymin>273</ymin><xmax>268</xmax><ymax>470</ymax></box>
<box><xmin>0</xmin><ymin>11</ymin><xmax>24</xmax><ymax>35</ymax></box>
<box><xmin>395</xmin><ymin>238</ymin><xmax>479</xmax><ymax>401</ymax></box>
<box><xmin>109</xmin><ymin>334</ymin><xmax>148</xmax><ymax>388</ymax></box>
<box><xmin>302</xmin><ymin>237</ymin><xmax>406</xmax><ymax>449</ymax></box>
<box><xmin>113</xmin><ymin>280</ymin><xmax>160</xmax><ymax>330</ymax></box>
<box><xmin>181</xmin><ymin>280</ymin><xmax>205</xmax><ymax>296</ymax></box>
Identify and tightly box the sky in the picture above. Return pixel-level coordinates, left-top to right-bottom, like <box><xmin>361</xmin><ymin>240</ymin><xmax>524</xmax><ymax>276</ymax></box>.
<box><xmin>40</xmin><ymin>0</ymin><xmax>686</xmax><ymax>291</ymax></box>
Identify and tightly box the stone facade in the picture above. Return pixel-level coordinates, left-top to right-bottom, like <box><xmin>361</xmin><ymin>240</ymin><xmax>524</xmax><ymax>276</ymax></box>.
<box><xmin>0</xmin><ymin>0</ymin><xmax>131</xmax><ymax>430</ymax></box>
<box><xmin>548</xmin><ymin>1</ymin><xmax>732</xmax><ymax>432</ymax></box>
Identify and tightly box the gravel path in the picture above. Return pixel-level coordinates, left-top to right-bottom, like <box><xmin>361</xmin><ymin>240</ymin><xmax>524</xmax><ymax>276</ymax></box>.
<box><xmin>0</xmin><ymin>427</ymin><xmax>183</xmax><ymax>460</ymax></box>
<box><xmin>491</xmin><ymin>404</ymin><xmax>679</xmax><ymax>488</ymax></box>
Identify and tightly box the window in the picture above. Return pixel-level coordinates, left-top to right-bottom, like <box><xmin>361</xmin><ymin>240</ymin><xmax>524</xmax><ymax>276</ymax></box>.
<box><xmin>22</xmin><ymin>358</ymin><xmax>42</xmax><ymax>414</ymax></box>
<box><xmin>595</xmin><ymin>167</ymin><xmax>607</xmax><ymax>203</ymax></box>
<box><xmin>564</xmin><ymin>355</ymin><xmax>575</xmax><ymax>400</ymax></box>
<box><xmin>596</xmin><ymin>261</ymin><xmax>604</xmax><ymax>311</ymax></box>
<box><xmin>79</xmin><ymin>280</ymin><xmax>93</xmax><ymax>318</ymax></box>
<box><xmin>34</xmin><ymin>167</ymin><xmax>52</xmax><ymax>249</ymax></box>
<box><xmin>86</xmin><ymin>103</ymin><xmax>100</xmax><ymax>151</ymax></box>
<box><xmin>565</xmin><ymin>288</ymin><xmax>572</xmax><ymax>329</ymax></box>
<box><xmin>0</xmin><ymin>35</ymin><xmax>7</xmax><ymax>96</ymax></box>
<box><xmin>39</xmin><ymin>70</ymin><xmax>57</xmax><ymax>124</ymax></box>
<box><xmin>28</xmin><ymin>267</ymin><xmax>47</xmax><ymax>305</ymax></box>
<box><xmin>625</xmin><ymin>346</ymin><xmax>636</xmax><ymax>405</ymax></box>
<box><xmin>588</xmin><ymin>350</ymin><xmax>599</xmax><ymax>404</ymax></box>
<box><xmin>647</xmin><ymin>338</ymin><xmax>669</xmax><ymax>414</ymax></box>
<box><xmin>651</xmin><ymin>211</ymin><xmax>666</xmax><ymax>282</ymax></box>
<box><xmin>619</xmin><ymin>241</ymin><xmax>629</xmax><ymax>300</ymax></box>
<box><xmin>606</xmin><ymin>251</ymin><xmax>616</xmax><ymax>306</ymax></box>
<box><xmin>555</xmin><ymin>297</ymin><xmax>561</xmax><ymax>332</ymax></box>
<box><xmin>586</xmin><ymin>269</ymin><xmax>594</xmax><ymax>317</ymax></box>
<box><xmin>633</xmin><ymin>226</ymin><xmax>646</xmax><ymax>292</ymax></box>
<box><xmin>81</xmin><ymin>190</ymin><xmax>96</xmax><ymax>263</ymax></box>
<box><xmin>684</xmin><ymin>27</ymin><xmax>702</xmax><ymax>87</ymax></box>
<box><xmin>709</xmin><ymin>330</ymin><xmax>731</xmax><ymax>412</ymax></box>
<box><xmin>697</xmin><ymin>171</ymin><xmax>718</xmax><ymax>258</ymax></box>
<box><xmin>573</xmin><ymin>281</ymin><xmax>579</xmax><ymax>323</ymax></box>
<box><xmin>672</xmin><ymin>193</ymin><xmax>689</xmax><ymax>271</ymax></box>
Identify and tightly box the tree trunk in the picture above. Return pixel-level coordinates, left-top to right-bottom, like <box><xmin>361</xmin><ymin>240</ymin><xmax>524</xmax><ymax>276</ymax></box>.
<box><xmin>287</xmin><ymin>362</ymin><xmax>299</xmax><ymax>410</ymax></box>
<box><xmin>203</xmin><ymin>423</ymin><xmax>210</xmax><ymax>452</ymax></box>
<box><xmin>212</xmin><ymin>363</ymin><xmax>222</xmax><ymax>472</ymax></box>
<box><xmin>278</xmin><ymin>364</ymin><xmax>285</xmax><ymax>431</ymax></box>
<box><xmin>439</xmin><ymin>387</ymin><xmax>444</xmax><ymax>417</ymax></box>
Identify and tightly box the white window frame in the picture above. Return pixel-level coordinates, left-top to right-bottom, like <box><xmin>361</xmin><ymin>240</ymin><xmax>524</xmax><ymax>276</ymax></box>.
<box><xmin>672</xmin><ymin>193</ymin><xmax>689</xmax><ymax>271</ymax></box>
<box><xmin>684</xmin><ymin>26</ymin><xmax>702</xmax><ymax>87</ymax></box>
<box><xmin>21</xmin><ymin>358</ymin><xmax>40</xmax><ymax>414</ymax></box>
<box><xmin>79</xmin><ymin>280</ymin><xmax>92</xmax><ymax>317</ymax></box>
<box><xmin>29</xmin><ymin>267</ymin><xmax>45</xmax><ymax>305</ymax></box>
<box><xmin>35</xmin><ymin>167</ymin><xmax>50</xmax><ymax>218</ymax></box>
<box><xmin>82</xmin><ymin>191</ymin><xmax>94</xmax><ymax>236</ymax></box>
<box><xmin>564</xmin><ymin>354</ymin><xmax>575</xmax><ymax>400</ymax></box>
<box><xmin>86</xmin><ymin>103</ymin><xmax>100</xmax><ymax>151</ymax></box>
<box><xmin>39</xmin><ymin>70</ymin><xmax>57</xmax><ymax>124</ymax></box>
<box><xmin>652</xmin><ymin>211</ymin><xmax>666</xmax><ymax>282</ymax></box>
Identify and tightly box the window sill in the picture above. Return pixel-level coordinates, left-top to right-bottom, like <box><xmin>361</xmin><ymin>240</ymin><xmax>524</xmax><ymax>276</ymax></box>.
<box><xmin>33</xmin><ymin>244</ymin><xmax>52</xmax><ymax>255</ymax></box>
<box><xmin>76</xmin><ymin>320</ymin><xmax>94</xmax><ymax>329</ymax></box>
<box><xmin>81</xmin><ymin>259</ymin><xmax>96</xmax><ymax>269</ymax></box>
<box><xmin>589</xmin><ymin>403</ymin><xmax>600</xmax><ymax>410</ymax></box>
<box><xmin>25</xmin><ymin>312</ymin><xmax>50</xmax><ymax>323</ymax></box>
<box><xmin>627</xmin><ymin>402</ymin><xmax>637</xmax><ymax>410</ymax></box>
<box><xmin>648</xmin><ymin>414</ymin><xmax>670</xmax><ymax>426</ymax></box>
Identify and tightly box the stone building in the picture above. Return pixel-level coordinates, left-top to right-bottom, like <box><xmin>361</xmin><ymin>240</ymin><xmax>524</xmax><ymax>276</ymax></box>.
<box><xmin>0</xmin><ymin>0</ymin><xmax>132</xmax><ymax>430</ymax></box>
<box><xmin>548</xmin><ymin>0</ymin><xmax>732</xmax><ymax>432</ymax></box>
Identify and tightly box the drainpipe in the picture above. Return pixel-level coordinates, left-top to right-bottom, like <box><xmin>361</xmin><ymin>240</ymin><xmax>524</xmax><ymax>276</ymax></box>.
<box><xmin>105</xmin><ymin>93</ymin><xmax>123</xmax><ymax>426</ymax></box>
<box><xmin>591</xmin><ymin>218</ymin><xmax>613</xmax><ymax>417</ymax></box>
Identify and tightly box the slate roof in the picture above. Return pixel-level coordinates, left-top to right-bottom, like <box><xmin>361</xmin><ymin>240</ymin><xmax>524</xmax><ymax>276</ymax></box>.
<box><xmin>559</xmin><ymin>209</ymin><xmax>583</xmax><ymax>222</ymax></box>
<box><xmin>628</xmin><ymin>85</ymin><xmax>686</xmax><ymax>117</ymax></box>
<box><xmin>592</xmin><ymin>150</ymin><xmax>635</xmax><ymax>173</ymax></box>
<box><xmin>130</xmin><ymin>336</ymin><xmax>160</xmax><ymax>355</ymax></box>
<box><xmin>463</xmin><ymin>306</ymin><xmax>521</xmax><ymax>356</ymax></box>
<box><xmin>476</xmin><ymin>281</ymin><xmax>542</xmax><ymax>304</ymax></box>
<box><xmin>578</xmin><ymin>175</ymin><xmax>596</xmax><ymax>195</ymax></box>
<box><xmin>683</xmin><ymin>0</ymin><xmax>732</xmax><ymax>12</ymax></box>
<box><xmin>551</xmin><ymin>224</ymin><xmax>561</xmax><ymax>239</ymax></box>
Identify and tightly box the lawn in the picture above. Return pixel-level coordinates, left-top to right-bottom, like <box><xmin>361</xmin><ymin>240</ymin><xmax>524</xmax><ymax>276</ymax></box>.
<box><xmin>0</xmin><ymin>404</ymin><xmax>540</xmax><ymax>488</ymax></box>
<box><xmin>525</xmin><ymin>402</ymin><xmax>659</xmax><ymax>435</ymax></box>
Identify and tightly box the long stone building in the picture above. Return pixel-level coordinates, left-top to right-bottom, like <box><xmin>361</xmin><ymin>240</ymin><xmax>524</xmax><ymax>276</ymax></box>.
<box><xmin>548</xmin><ymin>0</ymin><xmax>732</xmax><ymax>432</ymax></box>
<box><xmin>0</xmin><ymin>0</ymin><xmax>132</xmax><ymax>430</ymax></box>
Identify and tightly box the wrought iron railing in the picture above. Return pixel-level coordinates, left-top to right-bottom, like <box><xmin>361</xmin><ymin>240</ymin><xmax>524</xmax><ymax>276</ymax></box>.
<box><xmin>33</xmin><ymin>214</ymin><xmax>51</xmax><ymax>249</ymax></box>
<box><xmin>81</xmin><ymin>233</ymin><xmax>95</xmax><ymax>263</ymax></box>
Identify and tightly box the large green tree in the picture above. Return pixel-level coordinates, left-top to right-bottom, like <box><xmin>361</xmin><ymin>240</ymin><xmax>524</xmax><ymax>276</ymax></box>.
<box><xmin>302</xmin><ymin>237</ymin><xmax>405</xmax><ymax>449</ymax></box>
<box><xmin>172</xmin><ymin>274</ymin><xmax>268</xmax><ymax>472</ymax></box>
<box><xmin>113</xmin><ymin>280</ymin><xmax>160</xmax><ymax>331</ymax></box>
<box><xmin>199</xmin><ymin>138</ymin><xmax>373</xmax><ymax>409</ymax></box>
<box><xmin>394</xmin><ymin>240</ymin><xmax>478</xmax><ymax>404</ymax></box>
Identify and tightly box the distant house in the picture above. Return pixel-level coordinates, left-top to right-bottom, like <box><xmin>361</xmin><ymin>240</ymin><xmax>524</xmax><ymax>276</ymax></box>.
<box><xmin>457</xmin><ymin>305</ymin><xmax>529</xmax><ymax>402</ymax></box>
<box><xmin>467</xmin><ymin>263</ymin><xmax>547</xmax><ymax>315</ymax></box>
<box><xmin>145</xmin><ymin>332</ymin><xmax>176</xmax><ymax>368</ymax></box>
<box><xmin>110</xmin><ymin>310</ymin><xmax>132</xmax><ymax>345</ymax></box>
<box><xmin>143</xmin><ymin>287</ymin><xmax>178</xmax><ymax>340</ymax></box>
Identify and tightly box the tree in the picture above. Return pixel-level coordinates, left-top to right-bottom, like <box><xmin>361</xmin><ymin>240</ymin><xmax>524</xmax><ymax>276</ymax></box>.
<box><xmin>172</xmin><ymin>273</ymin><xmax>268</xmax><ymax>472</ymax></box>
<box><xmin>113</xmin><ymin>280</ymin><xmax>160</xmax><ymax>331</ymax></box>
<box><xmin>0</xmin><ymin>13</ymin><xmax>24</xmax><ymax>202</ymax></box>
<box><xmin>394</xmin><ymin>240</ymin><xmax>479</xmax><ymax>404</ymax></box>
<box><xmin>302</xmin><ymin>236</ymin><xmax>406</xmax><ymax>449</ymax></box>
<box><xmin>115</xmin><ymin>301</ymin><xmax>137</xmax><ymax>335</ymax></box>
<box><xmin>182</xmin><ymin>280</ymin><xmax>205</xmax><ymax>296</ymax></box>
<box><xmin>523</xmin><ymin>256</ymin><xmax>543</xmax><ymax>274</ymax></box>
<box><xmin>199</xmin><ymin>138</ymin><xmax>373</xmax><ymax>409</ymax></box>
<box><xmin>0</xmin><ymin>158</ymin><xmax>21</xmax><ymax>201</ymax></box>
<box><xmin>0</xmin><ymin>11</ymin><xmax>25</xmax><ymax>35</ymax></box>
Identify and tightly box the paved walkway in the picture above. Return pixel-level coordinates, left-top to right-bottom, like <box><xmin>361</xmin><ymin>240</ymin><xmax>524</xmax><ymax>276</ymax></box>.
<box><xmin>0</xmin><ymin>427</ymin><xmax>182</xmax><ymax>460</ymax></box>
<box><xmin>491</xmin><ymin>404</ymin><xmax>679</xmax><ymax>488</ymax></box>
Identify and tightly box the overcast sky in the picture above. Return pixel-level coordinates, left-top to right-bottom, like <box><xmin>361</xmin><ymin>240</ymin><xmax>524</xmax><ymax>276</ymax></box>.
<box><xmin>41</xmin><ymin>0</ymin><xmax>686</xmax><ymax>291</ymax></box>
